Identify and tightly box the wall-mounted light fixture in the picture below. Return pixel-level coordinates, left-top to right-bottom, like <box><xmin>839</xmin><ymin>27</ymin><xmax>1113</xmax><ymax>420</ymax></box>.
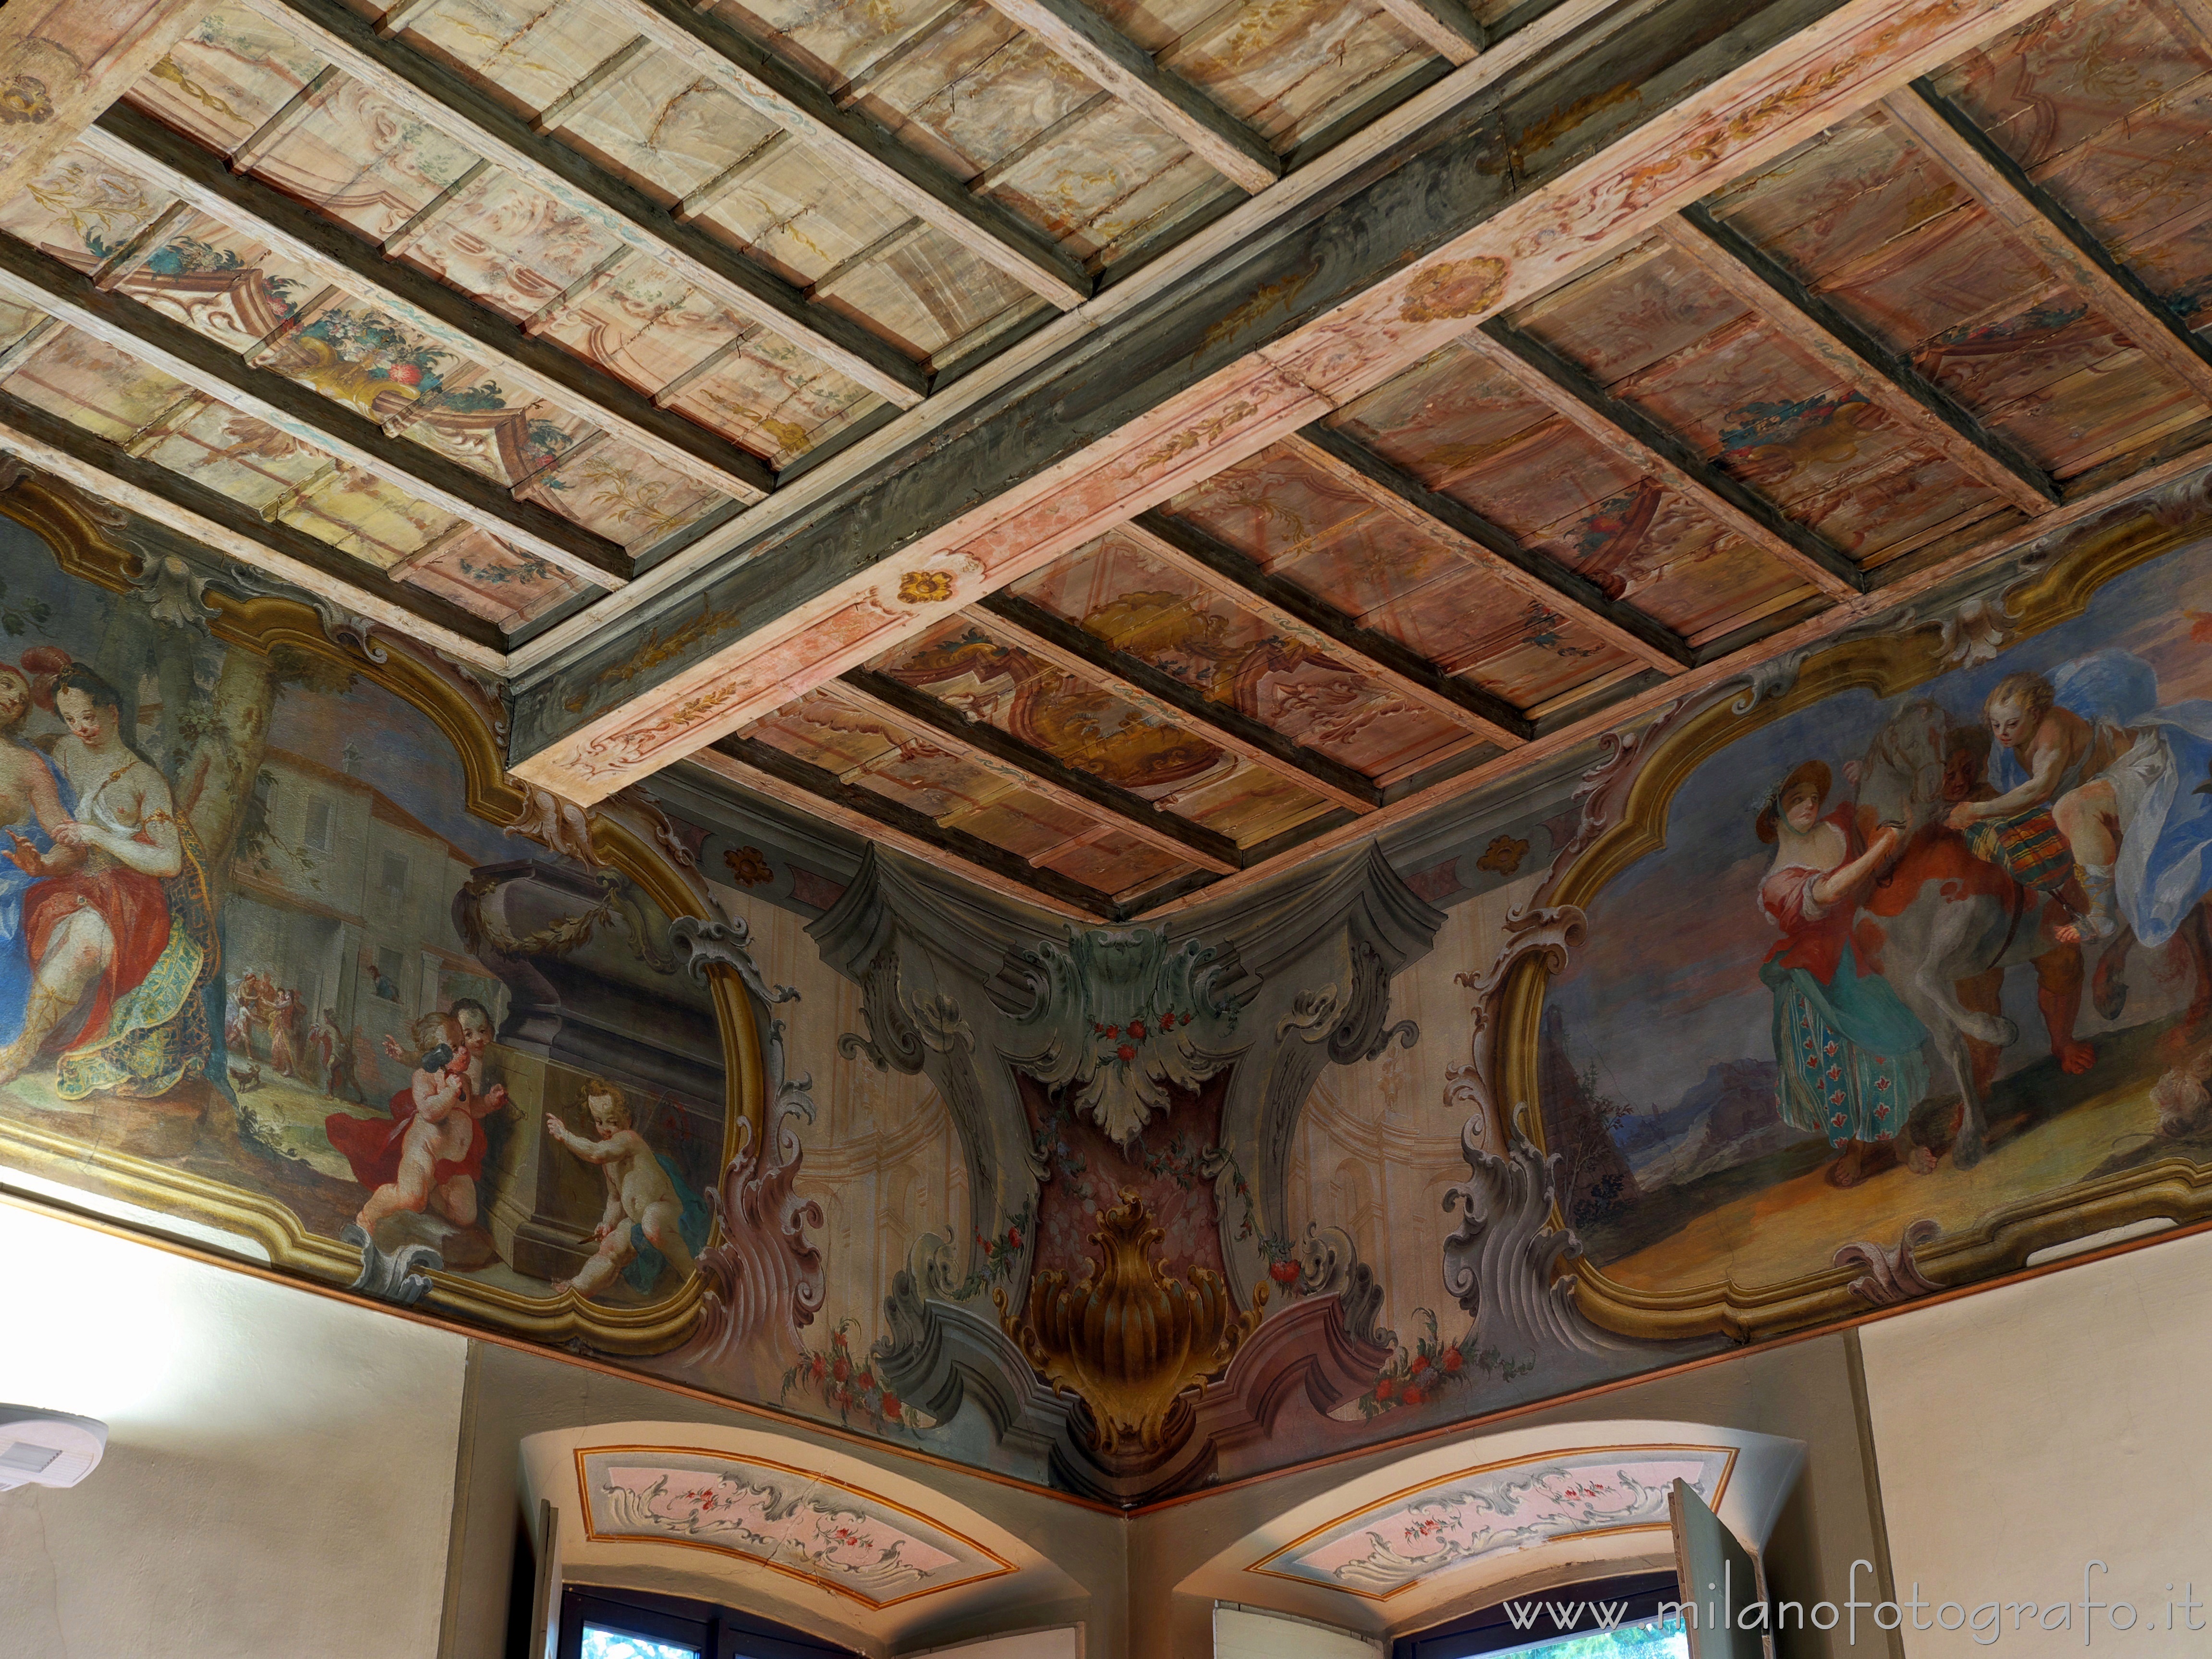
<box><xmin>0</xmin><ymin>1405</ymin><xmax>108</xmax><ymax>1491</ymax></box>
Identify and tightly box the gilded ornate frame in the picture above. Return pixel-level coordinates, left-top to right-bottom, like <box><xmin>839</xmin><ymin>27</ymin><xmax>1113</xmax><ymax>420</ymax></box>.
<box><xmin>0</xmin><ymin>475</ymin><xmax>760</xmax><ymax>1354</ymax></box>
<box><xmin>1501</xmin><ymin>504</ymin><xmax>2212</xmax><ymax>1342</ymax></box>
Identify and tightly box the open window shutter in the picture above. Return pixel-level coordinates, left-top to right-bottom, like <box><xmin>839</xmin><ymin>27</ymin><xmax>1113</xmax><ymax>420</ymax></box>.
<box><xmin>527</xmin><ymin>1498</ymin><xmax>563</xmax><ymax>1659</ymax></box>
<box><xmin>1669</xmin><ymin>1477</ymin><xmax>1767</xmax><ymax>1659</ymax></box>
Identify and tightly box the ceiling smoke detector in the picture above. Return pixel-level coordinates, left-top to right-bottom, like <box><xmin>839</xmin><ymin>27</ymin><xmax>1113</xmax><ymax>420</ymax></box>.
<box><xmin>0</xmin><ymin>1406</ymin><xmax>108</xmax><ymax>1491</ymax></box>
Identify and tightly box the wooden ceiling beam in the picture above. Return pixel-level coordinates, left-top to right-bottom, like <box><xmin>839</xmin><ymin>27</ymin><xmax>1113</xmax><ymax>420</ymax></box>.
<box><xmin>838</xmin><ymin>667</ymin><xmax>1243</xmax><ymax>873</ymax></box>
<box><xmin>0</xmin><ymin>389</ymin><xmax>509</xmax><ymax>663</ymax></box>
<box><xmin>1284</xmin><ymin>427</ymin><xmax>1693</xmax><ymax>674</ymax></box>
<box><xmin>696</xmin><ymin>737</ymin><xmax>1117</xmax><ymax>917</ymax></box>
<box><xmin>246</xmin><ymin>0</ymin><xmax>930</xmax><ymax>410</ymax></box>
<box><xmin>1370</xmin><ymin>0</ymin><xmax>1488</xmax><ymax>64</ymax></box>
<box><xmin>974</xmin><ymin>0</ymin><xmax>1282</xmax><ymax>193</ymax></box>
<box><xmin>1130</xmin><ymin>510</ymin><xmax>1530</xmax><ymax>747</ymax></box>
<box><xmin>0</xmin><ymin>242</ymin><xmax>632</xmax><ymax>589</ymax></box>
<box><xmin>970</xmin><ymin>592</ymin><xmax>1381</xmax><ymax>814</ymax></box>
<box><xmin>86</xmin><ymin>108</ymin><xmax>777</xmax><ymax>507</ymax></box>
<box><xmin>1466</xmin><ymin>320</ymin><xmax>1864</xmax><ymax>599</ymax></box>
<box><xmin>1662</xmin><ymin>208</ymin><xmax>2059</xmax><ymax>516</ymax></box>
<box><xmin>571</xmin><ymin>0</ymin><xmax>1094</xmax><ymax>308</ymax></box>
<box><xmin>1883</xmin><ymin>82</ymin><xmax>2212</xmax><ymax>409</ymax></box>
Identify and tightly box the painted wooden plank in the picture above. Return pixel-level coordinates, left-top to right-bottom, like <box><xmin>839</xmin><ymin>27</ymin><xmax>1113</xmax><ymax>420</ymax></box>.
<box><xmin>0</xmin><ymin>237</ymin><xmax>633</xmax><ymax>587</ymax></box>
<box><xmin>0</xmin><ymin>390</ymin><xmax>510</xmax><ymax>666</ymax></box>
<box><xmin>976</xmin><ymin>0</ymin><xmax>1282</xmax><ymax>193</ymax></box>
<box><xmin>972</xmin><ymin>592</ymin><xmax>1381</xmax><ymax>813</ymax></box>
<box><xmin>1285</xmin><ymin>427</ymin><xmax>1693</xmax><ymax>673</ymax></box>
<box><xmin>693</xmin><ymin>740</ymin><xmax>1114</xmax><ymax>918</ymax></box>
<box><xmin>1662</xmin><ymin>207</ymin><xmax>2058</xmax><ymax>516</ymax></box>
<box><xmin>243</xmin><ymin>0</ymin><xmax>931</xmax><ymax>409</ymax></box>
<box><xmin>508</xmin><ymin>0</ymin><xmax>2072</xmax><ymax>799</ymax></box>
<box><xmin>595</xmin><ymin>0</ymin><xmax>1094</xmax><ymax>307</ymax></box>
<box><xmin>1371</xmin><ymin>0</ymin><xmax>1487</xmax><ymax>65</ymax></box>
<box><xmin>1111</xmin><ymin>516</ymin><xmax>1515</xmax><ymax>751</ymax></box>
<box><xmin>1884</xmin><ymin>82</ymin><xmax>2212</xmax><ymax>408</ymax></box>
<box><xmin>1466</xmin><ymin>323</ymin><xmax>1864</xmax><ymax>598</ymax></box>
<box><xmin>86</xmin><ymin>108</ymin><xmax>774</xmax><ymax>503</ymax></box>
<box><xmin>498</xmin><ymin>0</ymin><xmax>1703</xmax><ymax>683</ymax></box>
<box><xmin>1138</xmin><ymin>431</ymin><xmax>2212</xmax><ymax>920</ymax></box>
<box><xmin>837</xmin><ymin>668</ymin><xmax>1244</xmax><ymax>872</ymax></box>
<box><xmin>0</xmin><ymin>0</ymin><xmax>211</xmax><ymax>204</ymax></box>
<box><xmin>1133</xmin><ymin>510</ymin><xmax>1529</xmax><ymax>747</ymax></box>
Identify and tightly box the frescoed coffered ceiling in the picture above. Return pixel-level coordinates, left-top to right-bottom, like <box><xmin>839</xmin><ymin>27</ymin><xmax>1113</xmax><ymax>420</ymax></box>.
<box><xmin>12</xmin><ymin>0</ymin><xmax>2212</xmax><ymax>912</ymax></box>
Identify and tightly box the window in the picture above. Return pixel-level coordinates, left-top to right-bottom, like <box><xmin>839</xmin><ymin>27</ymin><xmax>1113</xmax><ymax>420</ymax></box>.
<box><xmin>1394</xmin><ymin>1572</ymin><xmax>1683</xmax><ymax>1659</ymax></box>
<box><xmin>253</xmin><ymin>770</ymin><xmax>274</xmax><ymax>809</ymax></box>
<box><xmin>372</xmin><ymin>947</ymin><xmax>403</xmax><ymax>1002</ymax></box>
<box><xmin>303</xmin><ymin>797</ymin><xmax>333</xmax><ymax>853</ymax></box>
<box><xmin>582</xmin><ymin>1631</ymin><xmax>699</xmax><ymax>1659</ymax></box>
<box><xmin>378</xmin><ymin>853</ymin><xmax>409</xmax><ymax>899</ymax></box>
<box><xmin>556</xmin><ymin>1588</ymin><xmax>857</xmax><ymax>1659</ymax></box>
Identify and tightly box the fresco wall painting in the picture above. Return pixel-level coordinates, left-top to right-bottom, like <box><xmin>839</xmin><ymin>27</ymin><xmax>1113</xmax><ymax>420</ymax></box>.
<box><xmin>0</xmin><ymin>476</ymin><xmax>750</xmax><ymax>1354</ymax></box>
<box><xmin>1508</xmin><ymin>508</ymin><xmax>2212</xmax><ymax>1342</ymax></box>
<box><xmin>15</xmin><ymin>462</ymin><xmax>2212</xmax><ymax>1507</ymax></box>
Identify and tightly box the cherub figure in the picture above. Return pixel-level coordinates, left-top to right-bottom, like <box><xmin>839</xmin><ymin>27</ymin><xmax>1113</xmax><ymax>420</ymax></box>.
<box><xmin>331</xmin><ymin>1012</ymin><xmax>507</xmax><ymax>1232</ymax></box>
<box><xmin>543</xmin><ymin>1079</ymin><xmax>697</xmax><ymax>1299</ymax></box>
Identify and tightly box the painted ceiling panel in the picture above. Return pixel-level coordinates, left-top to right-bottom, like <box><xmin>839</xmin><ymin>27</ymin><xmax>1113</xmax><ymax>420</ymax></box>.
<box><xmin>1515</xmin><ymin>239</ymin><xmax>1754</xmax><ymax>386</ymax></box>
<box><xmin>1010</xmin><ymin>528</ymin><xmax>1475</xmax><ymax>782</ymax></box>
<box><xmin>0</xmin><ymin>146</ymin><xmax>744</xmax><ymax>554</ymax></box>
<box><xmin>746</xmin><ymin>685</ymin><xmax>1184</xmax><ymax>898</ymax></box>
<box><xmin>404</xmin><ymin>0</ymin><xmax>623</xmax><ymax>119</ymax></box>
<box><xmin>131</xmin><ymin>7</ymin><xmax>328</xmax><ymax>154</ymax></box>
<box><xmin>1</xmin><ymin>324</ymin><xmax>587</xmax><ymax>627</ymax></box>
<box><xmin>870</xmin><ymin>615</ymin><xmax>1334</xmax><ymax>846</ymax></box>
<box><xmin>1162</xmin><ymin>442</ymin><xmax>1393</xmax><ymax>569</ymax></box>
<box><xmin>1165</xmin><ymin>2</ymin><xmax>1432</xmax><ymax>152</ymax></box>
<box><xmin>552</xmin><ymin>53</ymin><xmax>790</xmax><ymax>205</ymax></box>
<box><xmin>1702</xmin><ymin>110</ymin><xmax>1973</xmax><ymax>286</ymax></box>
<box><xmin>252</xmin><ymin>78</ymin><xmax>487</xmax><ymax>245</ymax></box>
<box><xmin>1927</xmin><ymin>0</ymin><xmax>2211</xmax><ymax>172</ymax></box>
<box><xmin>1330</xmin><ymin>342</ymin><xmax>1583</xmax><ymax>493</ymax></box>
<box><xmin>703</xmin><ymin>0</ymin><xmax>953</xmax><ymax>88</ymax></box>
<box><xmin>1713</xmin><ymin>104</ymin><xmax>2212</xmax><ymax>481</ymax></box>
<box><xmin>1037</xmin><ymin>830</ymin><xmax>1195</xmax><ymax>900</ymax></box>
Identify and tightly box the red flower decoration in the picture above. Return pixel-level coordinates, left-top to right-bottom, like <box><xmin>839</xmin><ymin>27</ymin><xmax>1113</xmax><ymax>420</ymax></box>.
<box><xmin>856</xmin><ymin>1371</ymin><xmax>875</xmax><ymax>1393</ymax></box>
<box><xmin>1409</xmin><ymin>1353</ymin><xmax>1431</xmax><ymax>1374</ymax></box>
<box><xmin>1007</xmin><ymin>1225</ymin><xmax>1023</xmax><ymax>1249</ymax></box>
<box><xmin>1269</xmin><ymin>1258</ymin><xmax>1300</xmax><ymax>1284</ymax></box>
<box><xmin>882</xmin><ymin>1396</ymin><xmax>902</xmax><ymax>1421</ymax></box>
<box><xmin>1116</xmin><ymin>1043</ymin><xmax>1137</xmax><ymax>1062</ymax></box>
<box><xmin>1127</xmin><ymin>1019</ymin><xmax>1146</xmax><ymax>1039</ymax></box>
<box><xmin>1400</xmin><ymin>1388</ymin><xmax>1422</xmax><ymax>1408</ymax></box>
<box><xmin>1103</xmin><ymin>1024</ymin><xmax>1119</xmax><ymax>1039</ymax></box>
<box><xmin>1441</xmin><ymin>1348</ymin><xmax>1464</xmax><ymax>1373</ymax></box>
<box><xmin>387</xmin><ymin>361</ymin><xmax>424</xmax><ymax>386</ymax></box>
<box><xmin>831</xmin><ymin>1355</ymin><xmax>851</xmax><ymax>1382</ymax></box>
<box><xmin>1374</xmin><ymin>1377</ymin><xmax>1396</xmax><ymax>1402</ymax></box>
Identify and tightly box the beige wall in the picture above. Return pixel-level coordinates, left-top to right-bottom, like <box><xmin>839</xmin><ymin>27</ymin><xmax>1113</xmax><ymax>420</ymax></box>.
<box><xmin>441</xmin><ymin>1338</ymin><xmax>1129</xmax><ymax>1659</ymax></box>
<box><xmin>1860</xmin><ymin>1227</ymin><xmax>2212</xmax><ymax>1659</ymax></box>
<box><xmin>0</xmin><ymin>1199</ymin><xmax>467</xmax><ymax>1659</ymax></box>
<box><xmin>1129</xmin><ymin>1333</ymin><xmax>1894</xmax><ymax>1659</ymax></box>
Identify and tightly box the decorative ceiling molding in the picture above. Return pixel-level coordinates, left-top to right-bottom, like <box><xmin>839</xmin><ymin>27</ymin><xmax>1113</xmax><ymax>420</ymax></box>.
<box><xmin>1247</xmin><ymin>1444</ymin><xmax>1737</xmax><ymax>1601</ymax></box>
<box><xmin>573</xmin><ymin>1444</ymin><xmax>1016</xmax><ymax>1609</ymax></box>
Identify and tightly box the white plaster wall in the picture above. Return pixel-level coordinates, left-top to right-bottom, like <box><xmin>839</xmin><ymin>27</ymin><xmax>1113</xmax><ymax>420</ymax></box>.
<box><xmin>0</xmin><ymin>1201</ymin><xmax>468</xmax><ymax>1659</ymax></box>
<box><xmin>1859</xmin><ymin>1228</ymin><xmax>2212</xmax><ymax>1659</ymax></box>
